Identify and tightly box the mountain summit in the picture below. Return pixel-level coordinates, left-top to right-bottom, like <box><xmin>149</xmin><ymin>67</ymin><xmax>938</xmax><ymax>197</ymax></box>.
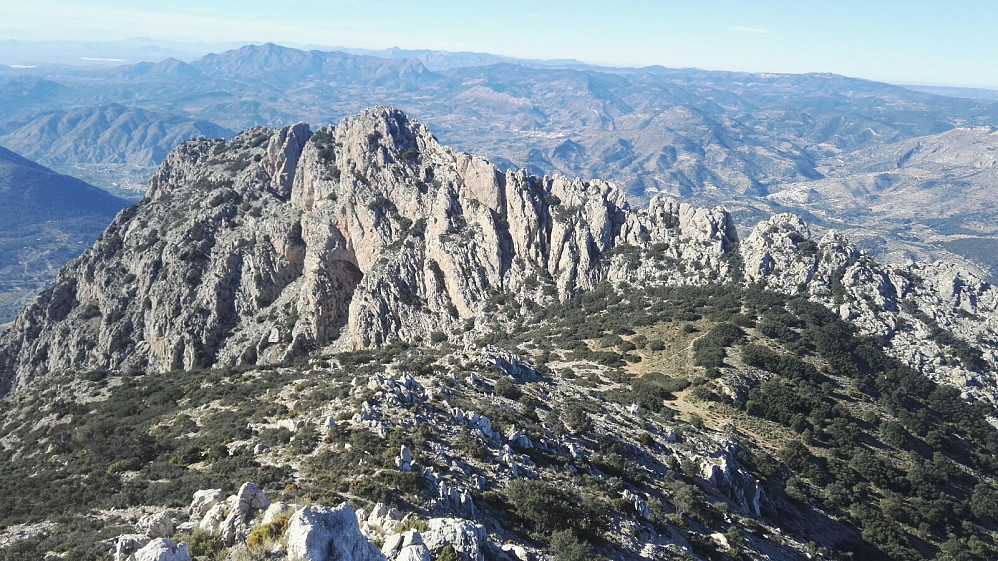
<box><xmin>0</xmin><ymin>107</ymin><xmax>738</xmax><ymax>392</ymax></box>
<box><xmin>0</xmin><ymin>107</ymin><xmax>995</xmax><ymax>402</ymax></box>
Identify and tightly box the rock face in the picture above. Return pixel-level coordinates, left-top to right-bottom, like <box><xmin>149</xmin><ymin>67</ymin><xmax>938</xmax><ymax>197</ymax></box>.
<box><xmin>421</xmin><ymin>518</ymin><xmax>486</xmax><ymax>561</ymax></box>
<box><xmin>741</xmin><ymin>214</ymin><xmax>998</xmax><ymax>402</ymax></box>
<box><xmin>0</xmin><ymin>106</ymin><xmax>995</xmax><ymax>403</ymax></box>
<box><xmin>285</xmin><ymin>504</ymin><xmax>386</xmax><ymax>561</ymax></box>
<box><xmin>0</xmin><ymin>106</ymin><xmax>738</xmax><ymax>395</ymax></box>
<box><xmin>131</xmin><ymin>539</ymin><xmax>191</xmax><ymax>561</ymax></box>
<box><xmin>187</xmin><ymin>482</ymin><xmax>270</xmax><ymax>546</ymax></box>
<box><xmin>135</xmin><ymin>512</ymin><xmax>174</xmax><ymax>539</ymax></box>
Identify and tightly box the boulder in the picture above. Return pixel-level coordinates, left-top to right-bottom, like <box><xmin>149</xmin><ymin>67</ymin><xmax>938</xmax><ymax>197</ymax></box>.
<box><xmin>198</xmin><ymin>503</ymin><xmax>227</xmax><ymax>534</ymax></box>
<box><xmin>397</xmin><ymin>445</ymin><xmax>412</xmax><ymax>472</ymax></box>
<box><xmin>113</xmin><ymin>534</ymin><xmax>151</xmax><ymax>561</ymax></box>
<box><xmin>382</xmin><ymin>530</ymin><xmax>431</xmax><ymax>561</ymax></box>
<box><xmin>136</xmin><ymin>512</ymin><xmax>174</xmax><ymax>539</ymax></box>
<box><xmin>285</xmin><ymin>504</ymin><xmax>385</xmax><ymax>561</ymax></box>
<box><xmin>262</xmin><ymin>501</ymin><xmax>297</xmax><ymax>525</ymax></box>
<box><xmin>422</xmin><ymin>518</ymin><xmax>486</xmax><ymax>561</ymax></box>
<box><xmin>132</xmin><ymin>539</ymin><xmax>191</xmax><ymax>561</ymax></box>
<box><xmin>188</xmin><ymin>489</ymin><xmax>225</xmax><ymax>520</ymax></box>
<box><xmin>236</xmin><ymin>481</ymin><xmax>270</xmax><ymax>511</ymax></box>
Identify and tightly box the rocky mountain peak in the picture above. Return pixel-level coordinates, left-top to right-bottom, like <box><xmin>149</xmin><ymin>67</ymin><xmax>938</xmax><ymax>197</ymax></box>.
<box><xmin>0</xmin><ymin>107</ymin><xmax>741</xmax><ymax>395</ymax></box>
<box><xmin>742</xmin><ymin>213</ymin><xmax>998</xmax><ymax>402</ymax></box>
<box><xmin>1</xmin><ymin>105</ymin><xmax>995</xmax><ymax>403</ymax></box>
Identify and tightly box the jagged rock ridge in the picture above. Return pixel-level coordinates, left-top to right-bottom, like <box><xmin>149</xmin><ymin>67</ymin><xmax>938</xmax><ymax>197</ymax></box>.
<box><xmin>1</xmin><ymin>106</ymin><xmax>995</xmax><ymax>403</ymax></box>
<box><xmin>741</xmin><ymin>214</ymin><xmax>998</xmax><ymax>402</ymax></box>
<box><xmin>0</xmin><ymin>107</ymin><xmax>738</xmax><ymax>394</ymax></box>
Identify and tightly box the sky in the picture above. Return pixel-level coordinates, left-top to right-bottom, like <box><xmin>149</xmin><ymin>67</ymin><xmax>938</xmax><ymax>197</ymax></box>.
<box><xmin>1</xmin><ymin>0</ymin><xmax>996</xmax><ymax>88</ymax></box>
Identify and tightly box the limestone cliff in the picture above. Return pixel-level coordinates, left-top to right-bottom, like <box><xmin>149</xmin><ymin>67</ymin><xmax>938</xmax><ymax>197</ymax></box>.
<box><xmin>741</xmin><ymin>214</ymin><xmax>998</xmax><ymax>402</ymax></box>
<box><xmin>0</xmin><ymin>107</ymin><xmax>738</xmax><ymax>394</ymax></box>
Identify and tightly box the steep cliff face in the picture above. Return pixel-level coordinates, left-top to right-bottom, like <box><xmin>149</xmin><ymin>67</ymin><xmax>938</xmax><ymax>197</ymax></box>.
<box><xmin>0</xmin><ymin>107</ymin><xmax>738</xmax><ymax>393</ymax></box>
<box><xmin>3</xmin><ymin>107</ymin><xmax>995</xmax><ymax>404</ymax></box>
<box><xmin>741</xmin><ymin>214</ymin><xmax>998</xmax><ymax>402</ymax></box>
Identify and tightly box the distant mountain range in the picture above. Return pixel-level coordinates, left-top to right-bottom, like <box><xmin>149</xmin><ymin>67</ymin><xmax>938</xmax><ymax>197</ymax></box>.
<box><xmin>0</xmin><ymin>146</ymin><xmax>128</xmax><ymax>322</ymax></box>
<box><xmin>2</xmin><ymin>42</ymin><xmax>998</xmax><ymax>278</ymax></box>
<box><xmin>0</xmin><ymin>103</ymin><xmax>231</xmax><ymax>167</ymax></box>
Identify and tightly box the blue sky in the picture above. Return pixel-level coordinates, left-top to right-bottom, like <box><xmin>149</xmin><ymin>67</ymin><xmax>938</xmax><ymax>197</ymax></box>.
<box><xmin>2</xmin><ymin>0</ymin><xmax>996</xmax><ymax>88</ymax></box>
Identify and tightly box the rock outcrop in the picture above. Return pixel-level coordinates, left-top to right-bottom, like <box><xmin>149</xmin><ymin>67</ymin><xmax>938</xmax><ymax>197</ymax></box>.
<box><xmin>131</xmin><ymin>539</ymin><xmax>191</xmax><ymax>561</ymax></box>
<box><xmin>0</xmin><ymin>106</ymin><xmax>738</xmax><ymax>395</ymax></box>
<box><xmin>741</xmin><ymin>214</ymin><xmax>998</xmax><ymax>402</ymax></box>
<box><xmin>135</xmin><ymin>512</ymin><xmax>175</xmax><ymax>540</ymax></box>
<box><xmin>0</xmin><ymin>106</ymin><xmax>995</xmax><ymax>403</ymax></box>
<box><xmin>285</xmin><ymin>504</ymin><xmax>386</xmax><ymax>561</ymax></box>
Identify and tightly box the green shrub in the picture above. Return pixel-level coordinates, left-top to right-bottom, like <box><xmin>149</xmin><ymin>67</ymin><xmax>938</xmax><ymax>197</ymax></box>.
<box><xmin>246</xmin><ymin>514</ymin><xmax>290</xmax><ymax>551</ymax></box>
<box><xmin>549</xmin><ymin>529</ymin><xmax>595</xmax><ymax>561</ymax></box>
<box><xmin>563</xmin><ymin>403</ymin><xmax>593</xmax><ymax>435</ymax></box>
<box><xmin>494</xmin><ymin>377</ymin><xmax>522</xmax><ymax>400</ymax></box>
<box><xmin>435</xmin><ymin>544</ymin><xmax>460</xmax><ymax>561</ymax></box>
<box><xmin>178</xmin><ymin>529</ymin><xmax>221</xmax><ymax>559</ymax></box>
<box><xmin>504</xmin><ymin>479</ymin><xmax>606</xmax><ymax>538</ymax></box>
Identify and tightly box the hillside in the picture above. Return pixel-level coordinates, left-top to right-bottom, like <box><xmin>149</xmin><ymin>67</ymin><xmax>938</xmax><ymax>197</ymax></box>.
<box><xmin>0</xmin><ymin>108</ymin><xmax>995</xmax><ymax>560</ymax></box>
<box><xmin>0</xmin><ymin>266</ymin><xmax>996</xmax><ymax>561</ymax></box>
<box><xmin>2</xmin><ymin>107</ymin><xmax>995</xmax><ymax>399</ymax></box>
<box><xmin>0</xmin><ymin>146</ymin><xmax>128</xmax><ymax>322</ymax></box>
<box><xmin>1</xmin><ymin>43</ymin><xmax>998</xmax><ymax>277</ymax></box>
<box><xmin>0</xmin><ymin>104</ymin><xmax>233</xmax><ymax>195</ymax></box>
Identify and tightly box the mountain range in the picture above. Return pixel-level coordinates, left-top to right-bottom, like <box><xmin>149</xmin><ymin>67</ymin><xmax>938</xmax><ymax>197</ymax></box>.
<box><xmin>0</xmin><ymin>146</ymin><xmax>127</xmax><ymax>323</ymax></box>
<box><xmin>0</xmin><ymin>108</ymin><xmax>996</xmax><ymax>561</ymax></box>
<box><xmin>2</xmin><ymin>43</ymin><xmax>998</xmax><ymax>282</ymax></box>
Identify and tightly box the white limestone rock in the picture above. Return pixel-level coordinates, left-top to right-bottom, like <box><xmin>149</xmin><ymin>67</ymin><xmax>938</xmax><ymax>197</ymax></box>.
<box><xmin>262</xmin><ymin>501</ymin><xmax>297</xmax><ymax>525</ymax></box>
<box><xmin>422</xmin><ymin>518</ymin><xmax>486</xmax><ymax>561</ymax></box>
<box><xmin>285</xmin><ymin>504</ymin><xmax>385</xmax><ymax>561</ymax></box>
<box><xmin>132</xmin><ymin>539</ymin><xmax>191</xmax><ymax>561</ymax></box>
<box><xmin>135</xmin><ymin>512</ymin><xmax>174</xmax><ymax>539</ymax></box>
<box><xmin>382</xmin><ymin>530</ymin><xmax>431</xmax><ymax>561</ymax></box>
<box><xmin>113</xmin><ymin>534</ymin><xmax>151</xmax><ymax>561</ymax></box>
<box><xmin>188</xmin><ymin>489</ymin><xmax>225</xmax><ymax>520</ymax></box>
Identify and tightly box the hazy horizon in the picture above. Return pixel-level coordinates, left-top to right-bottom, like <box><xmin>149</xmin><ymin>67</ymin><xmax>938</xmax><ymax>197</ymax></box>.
<box><xmin>1</xmin><ymin>0</ymin><xmax>996</xmax><ymax>89</ymax></box>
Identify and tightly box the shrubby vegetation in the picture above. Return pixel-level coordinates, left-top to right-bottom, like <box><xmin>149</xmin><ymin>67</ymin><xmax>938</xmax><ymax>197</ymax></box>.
<box><xmin>473</xmin><ymin>280</ymin><xmax>998</xmax><ymax>560</ymax></box>
<box><xmin>0</xmin><ymin>278</ymin><xmax>996</xmax><ymax>560</ymax></box>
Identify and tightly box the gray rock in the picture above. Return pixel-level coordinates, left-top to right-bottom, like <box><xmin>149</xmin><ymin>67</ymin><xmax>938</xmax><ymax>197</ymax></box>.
<box><xmin>188</xmin><ymin>489</ymin><xmax>225</xmax><ymax>520</ymax></box>
<box><xmin>113</xmin><ymin>534</ymin><xmax>151</xmax><ymax>561</ymax></box>
<box><xmin>285</xmin><ymin>504</ymin><xmax>385</xmax><ymax>561</ymax></box>
<box><xmin>236</xmin><ymin>481</ymin><xmax>270</xmax><ymax>511</ymax></box>
<box><xmin>132</xmin><ymin>538</ymin><xmax>191</xmax><ymax>561</ymax></box>
<box><xmin>382</xmin><ymin>530</ymin><xmax>430</xmax><ymax>561</ymax></box>
<box><xmin>397</xmin><ymin>445</ymin><xmax>413</xmax><ymax>472</ymax></box>
<box><xmin>422</xmin><ymin>518</ymin><xmax>486</xmax><ymax>561</ymax></box>
<box><xmin>136</xmin><ymin>512</ymin><xmax>174</xmax><ymax>539</ymax></box>
<box><xmin>262</xmin><ymin>501</ymin><xmax>297</xmax><ymax>525</ymax></box>
<box><xmin>197</xmin><ymin>503</ymin><xmax>227</xmax><ymax>534</ymax></box>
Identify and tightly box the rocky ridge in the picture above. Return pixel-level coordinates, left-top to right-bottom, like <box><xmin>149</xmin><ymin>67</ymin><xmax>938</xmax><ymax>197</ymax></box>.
<box><xmin>741</xmin><ymin>214</ymin><xmax>998</xmax><ymax>402</ymax></box>
<box><xmin>0</xmin><ymin>106</ymin><xmax>737</xmax><ymax>395</ymax></box>
<box><xmin>0</xmin><ymin>106</ymin><xmax>995</xmax><ymax>405</ymax></box>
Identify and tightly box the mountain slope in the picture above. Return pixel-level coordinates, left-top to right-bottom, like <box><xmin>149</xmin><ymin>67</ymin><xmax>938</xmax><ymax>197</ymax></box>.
<box><xmin>0</xmin><ymin>146</ymin><xmax>128</xmax><ymax>322</ymax></box>
<box><xmin>0</xmin><ymin>103</ymin><xmax>231</xmax><ymax>167</ymax></box>
<box><xmin>0</xmin><ymin>277</ymin><xmax>995</xmax><ymax>561</ymax></box>
<box><xmin>0</xmin><ymin>108</ymin><xmax>996</xmax><ymax>561</ymax></box>
<box><xmin>0</xmin><ymin>107</ymin><xmax>737</xmax><ymax>392</ymax></box>
<box><xmin>0</xmin><ymin>108</ymin><xmax>995</xmax><ymax>403</ymax></box>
